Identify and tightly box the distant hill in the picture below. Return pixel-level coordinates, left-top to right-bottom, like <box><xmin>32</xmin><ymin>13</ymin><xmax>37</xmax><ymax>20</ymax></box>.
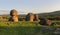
<box><xmin>0</xmin><ymin>10</ymin><xmax>60</xmax><ymax>17</ymax></box>
<box><xmin>38</xmin><ymin>10</ymin><xmax>60</xmax><ymax>17</ymax></box>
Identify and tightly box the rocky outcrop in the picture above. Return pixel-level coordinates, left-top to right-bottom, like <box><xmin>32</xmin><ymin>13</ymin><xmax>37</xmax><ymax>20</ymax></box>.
<box><xmin>25</xmin><ymin>12</ymin><xmax>39</xmax><ymax>22</ymax></box>
<box><xmin>25</xmin><ymin>12</ymin><xmax>34</xmax><ymax>22</ymax></box>
<box><xmin>34</xmin><ymin>14</ymin><xmax>39</xmax><ymax>21</ymax></box>
<box><xmin>39</xmin><ymin>18</ymin><xmax>52</xmax><ymax>25</ymax></box>
<box><xmin>9</xmin><ymin>9</ymin><xmax>18</xmax><ymax>22</ymax></box>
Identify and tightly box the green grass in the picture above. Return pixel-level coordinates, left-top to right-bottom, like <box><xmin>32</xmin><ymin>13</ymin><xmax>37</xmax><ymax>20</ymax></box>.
<box><xmin>0</xmin><ymin>19</ymin><xmax>60</xmax><ymax>35</ymax></box>
<box><xmin>52</xmin><ymin>20</ymin><xmax>60</xmax><ymax>22</ymax></box>
<box><xmin>0</xmin><ymin>26</ymin><xmax>57</xmax><ymax>35</ymax></box>
<box><xmin>0</xmin><ymin>21</ymin><xmax>40</xmax><ymax>26</ymax></box>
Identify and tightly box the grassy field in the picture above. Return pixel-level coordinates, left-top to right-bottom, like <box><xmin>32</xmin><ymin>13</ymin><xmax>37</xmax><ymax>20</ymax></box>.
<box><xmin>0</xmin><ymin>26</ymin><xmax>57</xmax><ymax>35</ymax></box>
<box><xmin>0</xmin><ymin>19</ymin><xmax>60</xmax><ymax>35</ymax></box>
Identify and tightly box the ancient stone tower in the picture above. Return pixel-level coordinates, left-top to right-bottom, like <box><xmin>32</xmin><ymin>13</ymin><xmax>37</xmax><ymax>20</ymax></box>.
<box><xmin>9</xmin><ymin>9</ymin><xmax>18</xmax><ymax>22</ymax></box>
<box><xmin>25</xmin><ymin>12</ymin><xmax>34</xmax><ymax>22</ymax></box>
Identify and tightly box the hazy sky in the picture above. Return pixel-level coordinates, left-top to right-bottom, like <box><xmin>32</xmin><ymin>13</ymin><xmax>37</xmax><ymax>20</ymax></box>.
<box><xmin>0</xmin><ymin>0</ymin><xmax>60</xmax><ymax>14</ymax></box>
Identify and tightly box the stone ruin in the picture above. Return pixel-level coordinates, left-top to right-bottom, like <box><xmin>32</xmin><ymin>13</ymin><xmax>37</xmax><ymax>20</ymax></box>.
<box><xmin>39</xmin><ymin>18</ymin><xmax>52</xmax><ymax>26</ymax></box>
<box><xmin>0</xmin><ymin>16</ymin><xmax>3</xmax><ymax>19</ymax></box>
<box><xmin>25</xmin><ymin>12</ymin><xmax>34</xmax><ymax>22</ymax></box>
<box><xmin>25</xmin><ymin>12</ymin><xmax>39</xmax><ymax>22</ymax></box>
<box><xmin>46</xmin><ymin>19</ymin><xmax>52</xmax><ymax>26</ymax></box>
<box><xmin>34</xmin><ymin>14</ymin><xmax>39</xmax><ymax>21</ymax></box>
<box><xmin>9</xmin><ymin>9</ymin><xmax>18</xmax><ymax>22</ymax></box>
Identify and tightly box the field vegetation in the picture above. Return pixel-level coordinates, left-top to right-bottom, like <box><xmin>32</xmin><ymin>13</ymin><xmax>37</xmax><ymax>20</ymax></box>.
<box><xmin>0</xmin><ymin>14</ymin><xmax>60</xmax><ymax>35</ymax></box>
<box><xmin>0</xmin><ymin>19</ymin><xmax>59</xmax><ymax>35</ymax></box>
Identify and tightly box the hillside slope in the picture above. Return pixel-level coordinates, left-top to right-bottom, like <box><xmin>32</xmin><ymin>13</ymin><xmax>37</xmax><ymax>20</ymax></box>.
<box><xmin>38</xmin><ymin>10</ymin><xmax>60</xmax><ymax>17</ymax></box>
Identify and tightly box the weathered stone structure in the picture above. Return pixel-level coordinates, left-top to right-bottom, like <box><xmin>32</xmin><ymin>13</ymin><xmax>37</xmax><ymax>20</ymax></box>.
<box><xmin>39</xmin><ymin>18</ymin><xmax>52</xmax><ymax>26</ymax></box>
<box><xmin>25</xmin><ymin>12</ymin><xmax>39</xmax><ymax>22</ymax></box>
<box><xmin>46</xmin><ymin>19</ymin><xmax>52</xmax><ymax>26</ymax></box>
<box><xmin>0</xmin><ymin>16</ymin><xmax>3</xmax><ymax>19</ymax></box>
<box><xmin>34</xmin><ymin>14</ymin><xmax>39</xmax><ymax>21</ymax></box>
<box><xmin>25</xmin><ymin>12</ymin><xmax>34</xmax><ymax>22</ymax></box>
<box><xmin>9</xmin><ymin>9</ymin><xmax>18</xmax><ymax>22</ymax></box>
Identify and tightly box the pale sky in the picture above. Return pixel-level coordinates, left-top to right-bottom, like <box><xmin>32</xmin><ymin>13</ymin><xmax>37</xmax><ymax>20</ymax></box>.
<box><xmin>0</xmin><ymin>0</ymin><xmax>60</xmax><ymax>14</ymax></box>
